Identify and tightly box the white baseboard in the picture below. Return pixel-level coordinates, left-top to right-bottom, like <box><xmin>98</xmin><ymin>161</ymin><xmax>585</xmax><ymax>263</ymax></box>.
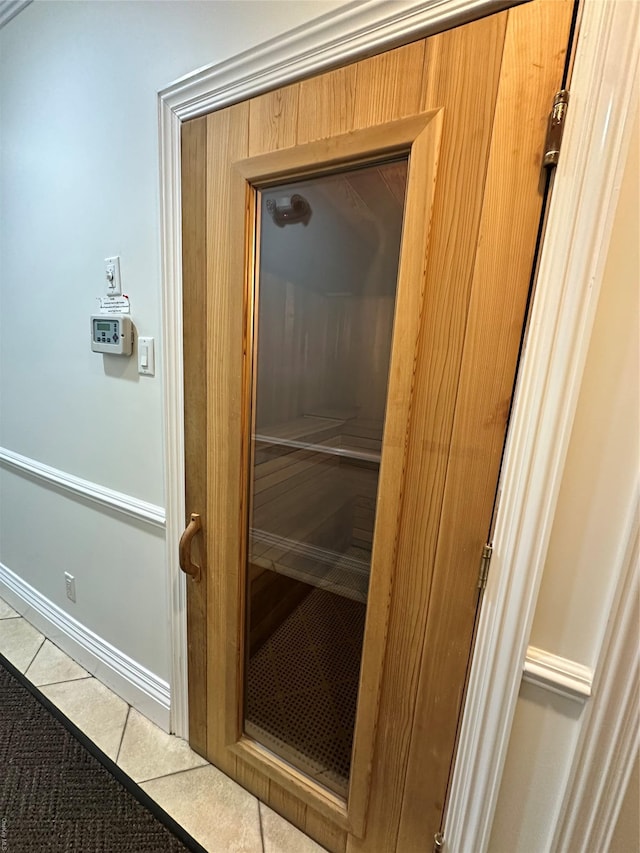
<box><xmin>0</xmin><ymin>561</ymin><xmax>170</xmax><ymax>731</ymax></box>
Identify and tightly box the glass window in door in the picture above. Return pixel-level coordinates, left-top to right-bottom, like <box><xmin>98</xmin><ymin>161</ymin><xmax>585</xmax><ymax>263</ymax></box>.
<box><xmin>244</xmin><ymin>158</ymin><xmax>408</xmax><ymax>797</ymax></box>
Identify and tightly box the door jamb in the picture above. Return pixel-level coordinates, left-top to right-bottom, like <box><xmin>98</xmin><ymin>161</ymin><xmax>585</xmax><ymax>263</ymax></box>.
<box><xmin>157</xmin><ymin>0</ymin><xmax>638</xmax><ymax>848</ymax></box>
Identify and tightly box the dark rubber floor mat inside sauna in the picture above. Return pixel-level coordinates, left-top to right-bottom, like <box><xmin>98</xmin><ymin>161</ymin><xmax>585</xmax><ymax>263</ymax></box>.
<box><xmin>245</xmin><ymin>587</ymin><xmax>367</xmax><ymax>795</ymax></box>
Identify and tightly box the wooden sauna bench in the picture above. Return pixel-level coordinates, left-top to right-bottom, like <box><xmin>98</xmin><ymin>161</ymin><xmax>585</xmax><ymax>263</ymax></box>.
<box><xmin>249</xmin><ymin>415</ymin><xmax>381</xmax><ymax>604</ymax></box>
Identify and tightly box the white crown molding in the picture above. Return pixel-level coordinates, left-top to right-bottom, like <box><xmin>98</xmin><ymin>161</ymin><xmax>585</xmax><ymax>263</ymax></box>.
<box><xmin>0</xmin><ymin>447</ymin><xmax>165</xmax><ymax>529</ymax></box>
<box><xmin>553</xmin><ymin>490</ymin><xmax>640</xmax><ymax>852</ymax></box>
<box><xmin>0</xmin><ymin>0</ymin><xmax>32</xmax><ymax>30</ymax></box>
<box><xmin>0</xmin><ymin>561</ymin><xmax>170</xmax><ymax>730</ymax></box>
<box><xmin>523</xmin><ymin>647</ymin><xmax>592</xmax><ymax>703</ymax></box>
<box><xmin>444</xmin><ymin>1</ymin><xmax>640</xmax><ymax>850</ymax></box>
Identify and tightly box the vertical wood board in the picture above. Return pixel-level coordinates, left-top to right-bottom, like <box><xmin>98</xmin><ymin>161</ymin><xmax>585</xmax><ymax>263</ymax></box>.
<box><xmin>204</xmin><ymin>102</ymin><xmax>250</xmax><ymax>767</ymax></box>
<box><xmin>396</xmin><ymin>1</ymin><xmax>575</xmax><ymax>846</ymax></box>
<box><xmin>347</xmin><ymin>13</ymin><xmax>510</xmax><ymax>852</ymax></box>
<box><xmin>181</xmin><ymin>115</ymin><xmax>209</xmax><ymax>755</ymax></box>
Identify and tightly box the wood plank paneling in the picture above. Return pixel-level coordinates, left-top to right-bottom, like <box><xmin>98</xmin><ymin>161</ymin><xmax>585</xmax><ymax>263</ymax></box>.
<box><xmin>181</xmin><ymin>115</ymin><xmax>209</xmax><ymax>756</ymax></box>
<box><xmin>181</xmin><ymin>5</ymin><xmax>573</xmax><ymax>850</ymax></box>
<box><xmin>248</xmin><ymin>83</ymin><xmax>300</xmax><ymax>158</ymax></box>
<box><xmin>396</xmin><ymin>3</ymin><xmax>575</xmax><ymax>846</ymax></box>
<box><xmin>203</xmin><ymin>101</ymin><xmax>250</xmax><ymax>766</ymax></box>
<box><xmin>346</xmin><ymin>13</ymin><xmax>510</xmax><ymax>853</ymax></box>
<box><xmin>297</xmin><ymin>65</ymin><xmax>358</xmax><ymax>144</ymax></box>
<box><xmin>352</xmin><ymin>40</ymin><xmax>428</xmax><ymax>125</ymax></box>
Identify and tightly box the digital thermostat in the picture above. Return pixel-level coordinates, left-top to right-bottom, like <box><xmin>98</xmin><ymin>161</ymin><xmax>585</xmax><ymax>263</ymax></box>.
<box><xmin>91</xmin><ymin>315</ymin><xmax>133</xmax><ymax>355</ymax></box>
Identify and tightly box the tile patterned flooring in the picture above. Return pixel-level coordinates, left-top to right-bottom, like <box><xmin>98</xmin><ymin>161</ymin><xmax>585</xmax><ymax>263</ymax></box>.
<box><xmin>0</xmin><ymin>596</ymin><xmax>327</xmax><ymax>853</ymax></box>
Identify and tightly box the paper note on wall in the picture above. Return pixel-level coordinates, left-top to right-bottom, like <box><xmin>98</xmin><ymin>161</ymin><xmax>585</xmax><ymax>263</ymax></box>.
<box><xmin>97</xmin><ymin>295</ymin><xmax>131</xmax><ymax>314</ymax></box>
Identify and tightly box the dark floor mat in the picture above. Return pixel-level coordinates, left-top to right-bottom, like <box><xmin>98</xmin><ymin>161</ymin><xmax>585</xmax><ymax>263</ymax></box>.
<box><xmin>0</xmin><ymin>652</ymin><xmax>206</xmax><ymax>853</ymax></box>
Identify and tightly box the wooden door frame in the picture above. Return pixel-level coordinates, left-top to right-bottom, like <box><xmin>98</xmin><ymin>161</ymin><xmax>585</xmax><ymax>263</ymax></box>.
<box><xmin>158</xmin><ymin>0</ymin><xmax>639</xmax><ymax>849</ymax></box>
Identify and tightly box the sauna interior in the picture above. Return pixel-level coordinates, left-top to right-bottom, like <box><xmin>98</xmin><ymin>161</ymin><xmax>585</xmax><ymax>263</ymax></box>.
<box><xmin>244</xmin><ymin>159</ymin><xmax>408</xmax><ymax>796</ymax></box>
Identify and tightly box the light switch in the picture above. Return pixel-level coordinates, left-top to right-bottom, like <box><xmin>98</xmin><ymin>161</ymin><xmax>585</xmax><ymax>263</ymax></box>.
<box><xmin>105</xmin><ymin>256</ymin><xmax>122</xmax><ymax>296</ymax></box>
<box><xmin>138</xmin><ymin>336</ymin><xmax>155</xmax><ymax>376</ymax></box>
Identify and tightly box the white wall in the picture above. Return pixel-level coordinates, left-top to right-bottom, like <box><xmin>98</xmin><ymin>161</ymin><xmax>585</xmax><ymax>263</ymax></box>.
<box><xmin>489</xmin><ymin>104</ymin><xmax>639</xmax><ymax>853</ymax></box>
<box><xmin>0</xmin><ymin>0</ymin><xmax>350</xmax><ymax>721</ymax></box>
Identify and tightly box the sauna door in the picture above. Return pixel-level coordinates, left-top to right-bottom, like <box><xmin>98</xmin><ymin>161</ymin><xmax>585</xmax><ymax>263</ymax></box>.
<box><xmin>180</xmin><ymin>3</ymin><xmax>573</xmax><ymax>851</ymax></box>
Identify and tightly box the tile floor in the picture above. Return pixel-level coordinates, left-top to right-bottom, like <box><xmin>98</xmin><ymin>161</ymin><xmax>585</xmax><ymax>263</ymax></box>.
<box><xmin>0</xmin><ymin>596</ymin><xmax>327</xmax><ymax>853</ymax></box>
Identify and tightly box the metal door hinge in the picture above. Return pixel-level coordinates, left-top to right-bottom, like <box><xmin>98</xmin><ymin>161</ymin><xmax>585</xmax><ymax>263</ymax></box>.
<box><xmin>478</xmin><ymin>543</ymin><xmax>493</xmax><ymax>591</ymax></box>
<box><xmin>433</xmin><ymin>832</ymin><xmax>445</xmax><ymax>852</ymax></box>
<box><xmin>543</xmin><ymin>89</ymin><xmax>569</xmax><ymax>168</ymax></box>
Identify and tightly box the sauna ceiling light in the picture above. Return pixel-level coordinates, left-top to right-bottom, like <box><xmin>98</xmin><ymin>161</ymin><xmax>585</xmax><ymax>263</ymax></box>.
<box><xmin>266</xmin><ymin>194</ymin><xmax>311</xmax><ymax>227</ymax></box>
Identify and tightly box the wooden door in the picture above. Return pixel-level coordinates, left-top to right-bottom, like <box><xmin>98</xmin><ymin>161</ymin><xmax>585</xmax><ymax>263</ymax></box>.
<box><xmin>180</xmin><ymin>2</ymin><xmax>573</xmax><ymax>850</ymax></box>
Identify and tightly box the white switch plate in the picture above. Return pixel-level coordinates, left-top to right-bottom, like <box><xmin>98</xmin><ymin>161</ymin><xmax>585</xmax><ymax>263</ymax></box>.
<box><xmin>105</xmin><ymin>255</ymin><xmax>122</xmax><ymax>296</ymax></box>
<box><xmin>138</xmin><ymin>336</ymin><xmax>155</xmax><ymax>376</ymax></box>
<box><xmin>64</xmin><ymin>572</ymin><xmax>76</xmax><ymax>603</ymax></box>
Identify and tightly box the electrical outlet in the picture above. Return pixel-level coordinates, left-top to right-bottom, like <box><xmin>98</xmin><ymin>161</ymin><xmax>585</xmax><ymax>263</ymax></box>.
<box><xmin>64</xmin><ymin>572</ymin><xmax>76</xmax><ymax>603</ymax></box>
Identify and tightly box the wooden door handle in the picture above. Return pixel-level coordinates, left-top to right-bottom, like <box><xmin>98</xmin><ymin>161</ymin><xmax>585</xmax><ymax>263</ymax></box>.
<box><xmin>179</xmin><ymin>513</ymin><xmax>202</xmax><ymax>581</ymax></box>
